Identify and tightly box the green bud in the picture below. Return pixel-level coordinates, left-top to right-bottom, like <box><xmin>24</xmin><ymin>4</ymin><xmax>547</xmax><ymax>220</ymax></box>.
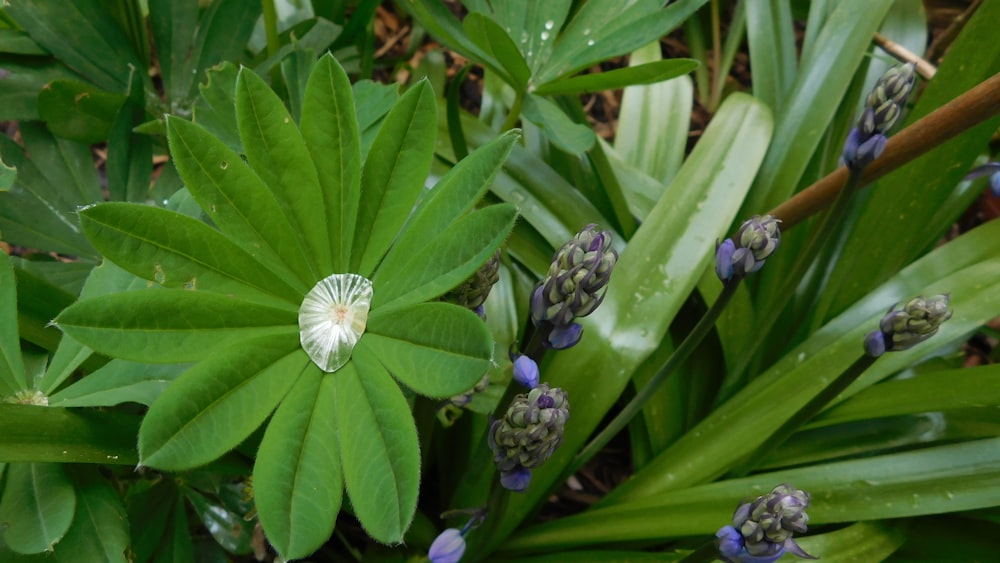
<box><xmin>531</xmin><ymin>225</ymin><xmax>617</xmax><ymax>327</ymax></box>
<box><xmin>488</xmin><ymin>384</ymin><xmax>570</xmax><ymax>472</ymax></box>
<box><xmin>443</xmin><ymin>250</ymin><xmax>501</xmax><ymax>310</ymax></box>
<box><xmin>876</xmin><ymin>294</ymin><xmax>952</xmax><ymax>352</ymax></box>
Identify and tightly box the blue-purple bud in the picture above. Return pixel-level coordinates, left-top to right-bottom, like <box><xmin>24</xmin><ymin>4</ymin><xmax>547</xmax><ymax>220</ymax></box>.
<box><xmin>428</xmin><ymin>528</ymin><xmax>466</xmax><ymax>563</ymax></box>
<box><xmin>499</xmin><ymin>467</ymin><xmax>532</xmax><ymax>492</ymax></box>
<box><xmin>716</xmin><ymin>216</ymin><xmax>781</xmax><ymax>282</ymax></box>
<box><xmin>842</xmin><ymin>63</ymin><xmax>916</xmax><ymax>170</ymax></box>
<box><xmin>962</xmin><ymin>162</ymin><xmax>1000</xmax><ymax>197</ymax></box>
<box><xmin>512</xmin><ymin>355</ymin><xmax>540</xmax><ymax>388</ymax></box>
<box><xmin>547</xmin><ymin>323</ymin><xmax>583</xmax><ymax>350</ymax></box>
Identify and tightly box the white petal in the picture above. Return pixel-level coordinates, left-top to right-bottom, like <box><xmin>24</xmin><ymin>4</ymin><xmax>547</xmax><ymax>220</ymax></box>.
<box><xmin>299</xmin><ymin>273</ymin><xmax>373</xmax><ymax>372</ymax></box>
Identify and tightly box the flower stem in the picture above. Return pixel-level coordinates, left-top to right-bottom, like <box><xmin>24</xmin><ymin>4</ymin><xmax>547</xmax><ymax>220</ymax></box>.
<box><xmin>678</xmin><ymin>539</ymin><xmax>722</xmax><ymax>563</ymax></box>
<box><xmin>500</xmin><ymin>90</ymin><xmax>524</xmax><ymax>132</ymax></box>
<box><xmin>262</xmin><ymin>0</ymin><xmax>282</xmax><ymax>85</ymax></box>
<box><xmin>564</xmin><ymin>279</ymin><xmax>742</xmax><ymax>478</ymax></box>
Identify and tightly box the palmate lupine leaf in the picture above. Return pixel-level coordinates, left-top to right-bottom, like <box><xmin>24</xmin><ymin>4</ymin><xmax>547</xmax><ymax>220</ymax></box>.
<box><xmin>0</xmin><ymin>463</ymin><xmax>75</xmax><ymax>554</ymax></box>
<box><xmin>55</xmin><ymin>53</ymin><xmax>516</xmax><ymax>553</ymax></box>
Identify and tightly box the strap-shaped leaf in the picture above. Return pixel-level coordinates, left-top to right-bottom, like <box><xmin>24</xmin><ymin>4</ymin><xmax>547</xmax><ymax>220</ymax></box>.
<box><xmin>0</xmin><ymin>463</ymin><xmax>75</xmax><ymax>554</ymax></box>
<box><xmin>521</xmin><ymin>94</ymin><xmax>595</xmax><ymax>154</ymax></box>
<box><xmin>360</xmin><ymin>303</ymin><xmax>492</xmax><ymax>398</ymax></box>
<box><xmin>372</xmin><ymin>203</ymin><xmax>517</xmax><ymax>311</ymax></box>
<box><xmin>534</xmin><ymin>59</ymin><xmax>699</xmax><ymax>95</ymax></box>
<box><xmin>235</xmin><ymin>67</ymin><xmax>330</xmax><ymax>278</ymax></box>
<box><xmin>336</xmin><ymin>355</ymin><xmax>419</xmax><ymax>544</ymax></box>
<box><xmin>55</xmin><ymin>467</ymin><xmax>130</xmax><ymax>562</ymax></box>
<box><xmin>0</xmin><ymin>251</ymin><xmax>26</xmax><ymax>393</ymax></box>
<box><xmin>56</xmin><ymin>290</ymin><xmax>297</xmax><ymax>363</ymax></box>
<box><xmin>79</xmin><ymin>203</ymin><xmax>302</xmax><ymax>309</ymax></box>
<box><xmin>352</xmin><ymin>80</ymin><xmax>437</xmax><ymax>276</ymax></box>
<box><xmin>166</xmin><ymin>116</ymin><xmax>314</xmax><ymax>291</ymax></box>
<box><xmin>138</xmin><ymin>336</ymin><xmax>307</xmax><ymax>470</ymax></box>
<box><xmin>255</xmin><ymin>366</ymin><xmax>342</xmax><ymax>560</ymax></box>
<box><xmin>463</xmin><ymin>13</ymin><xmax>530</xmax><ymax>89</ymax></box>
<box><xmin>300</xmin><ymin>54</ymin><xmax>362</xmax><ymax>273</ymax></box>
<box><xmin>377</xmin><ymin>130</ymin><xmax>519</xmax><ymax>280</ymax></box>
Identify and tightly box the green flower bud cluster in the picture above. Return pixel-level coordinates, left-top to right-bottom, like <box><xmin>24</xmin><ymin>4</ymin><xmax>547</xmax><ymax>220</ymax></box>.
<box><xmin>715</xmin><ymin>215</ymin><xmax>781</xmax><ymax>282</ymax></box>
<box><xmin>717</xmin><ymin>484</ymin><xmax>816</xmax><ymax>563</ymax></box>
<box><xmin>531</xmin><ymin>225</ymin><xmax>617</xmax><ymax>328</ymax></box>
<box><xmin>488</xmin><ymin>384</ymin><xmax>569</xmax><ymax>473</ymax></box>
<box><xmin>443</xmin><ymin>250</ymin><xmax>501</xmax><ymax>313</ymax></box>
<box><xmin>864</xmin><ymin>294</ymin><xmax>952</xmax><ymax>357</ymax></box>
<box><xmin>863</xmin><ymin>62</ymin><xmax>917</xmax><ymax>136</ymax></box>
<box><xmin>448</xmin><ymin>373</ymin><xmax>490</xmax><ymax>409</ymax></box>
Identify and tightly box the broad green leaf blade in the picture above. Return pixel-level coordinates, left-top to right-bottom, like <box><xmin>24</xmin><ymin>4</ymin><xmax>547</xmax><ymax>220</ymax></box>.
<box><xmin>48</xmin><ymin>361</ymin><xmax>186</xmax><ymax>408</ymax></box>
<box><xmin>149</xmin><ymin>0</ymin><xmax>199</xmax><ymax>105</ymax></box>
<box><xmin>0</xmin><ymin>29</ymin><xmax>48</xmax><ymax>55</ymax></box>
<box><xmin>0</xmin><ymin>251</ymin><xmax>26</xmax><ymax>393</ymax></box>
<box><xmin>521</xmin><ymin>94</ymin><xmax>595</xmax><ymax>155</ymax></box>
<box><xmin>533</xmin><ymin>59</ymin><xmax>698</xmax><ymax>95</ymax></box>
<box><xmin>472</xmin><ymin>93</ymin><xmax>773</xmax><ymax>553</ymax></box>
<box><xmin>127</xmin><ymin>481</ymin><xmax>194</xmax><ymax>563</ymax></box>
<box><xmin>378</xmin><ymin>129</ymin><xmax>520</xmax><ymax>281</ymax></box>
<box><xmin>190</xmin><ymin>0</ymin><xmax>261</xmax><ymax>85</ymax></box>
<box><xmin>280</xmin><ymin>43</ymin><xmax>317</xmax><ymax>123</ymax></box>
<box><xmin>740</xmin><ymin>0</ymin><xmax>893</xmax><ymax>214</ymax></box>
<box><xmin>404</xmin><ymin>0</ymin><xmax>503</xmax><ymax>77</ymax></box>
<box><xmin>54</xmin><ymin>467</ymin><xmax>130</xmax><ymax>563</ymax></box>
<box><xmin>300</xmin><ymin>54</ymin><xmax>362</xmax><ymax>273</ymax></box>
<box><xmin>182</xmin><ymin>487</ymin><xmax>254</xmax><ymax>554</ymax></box>
<box><xmin>17</xmin><ymin>123</ymin><xmax>102</xmax><ymax>209</ymax></box>
<box><xmin>463</xmin><ymin>13</ymin><xmax>530</xmax><ymax>89</ymax></box>
<box><xmin>373</xmin><ymin>204</ymin><xmax>518</xmax><ymax>311</ymax></box>
<box><xmin>504</xmin><ymin>438</ymin><xmax>1000</xmax><ymax>551</ymax></box>
<box><xmin>0</xmin><ymin>155</ymin><xmax>16</xmax><ymax>191</ymax></box>
<box><xmin>255</xmin><ymin>366</ymin><xmax>342</xmax><ymax>560</ymax></box>
<box><xmin>36</xmin><ymin>79</ymin><xmax>126</xmax><ymax>144</ymax></box>
<box><xmin>603</xmin><ymin>225</ymin><xmax>1000</xmax><ymax>504</ymax></box>
<box><xmin>193</xmin><ymin>62</ymin><xmax>242</xmax><ymax>152</ymax></box>
<box><xmin>138</xmin><ymin>337</ymin><xmax>307</xmax><ymax>470</ymax></box>
<box><xmin>79</xmin><ymin>203</ymin><xmax>302</xmax><ymax>309</ymax></box>
<box><xmin>745</xmin><ymin>0</ymin><xmax>797</xmax><ymax>111</ymax></box>
<box><xmin>361</xmin><ymin>303</ymin><xmax>492</xmax><ymax>398</ymax></box>
<box><xmin>353</xmin><ymin>79</ymin><xmax>399</xmax><ymax>156</ymax></box>
<box><xmin>808</xmin><ymin>365</ymin><xmax>1000</xmax><ymax>429</ymax></box>
<box><xmin>352</xmin><ymin>80</ymin><xmax>437</xmax><ymax>276</ymax></box>
<box><xmin>235</xmin><ymin>67</ymin><xmax>330</xmax><ymax>278</ymax></box>
<box><xmin>56</xmin><ymin>290</ymin><xmax>297</xmax><ymax>363</ymax></box>
<box><xmin>0</xmin><ymin>463</ymin><xmax>75</xmax><ymax>554</ymax></box>
<box><xmin>0</xmin><ymin>405</ymin><xmax>138</xmax><ymax>464</ymax></box>
<box><xmin>166</xmin><ymin>116</ymin><xmax>314</xmax><ymax>291</ymax></box>
<box><xmin>336</xmin><ymin>357</ymin><xmax>419</xmax><ymax>544</ymax></box>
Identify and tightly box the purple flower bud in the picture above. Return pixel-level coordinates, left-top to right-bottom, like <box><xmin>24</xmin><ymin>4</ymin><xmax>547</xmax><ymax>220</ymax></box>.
<box><xmin>512</xmin><ymin>355</ymin><xmax>540</xmax><ymax>388</ymax></box>
<box><xmin>547</xmin><ymin>323</ymin><xmax>583</xmax><ymax>350</ymax></box>
<box><xmin>428</xmin><ymin>528</ymin><xmax>466</xmax><ymax>563</ymax></box>
<box><xmin>500</xmin><ymin>467</ymin><xmax>532</xmax><ymax>492</ymax></box>
<box><xmin>715</xmin><ymin>239</ymin><xmax>736</xmax><ymax>282</ymax></box>
<box><xmin>992</xmin><ymin>171</ymin><xmax>1000</xmax><ymax>197</ymax></box>
<box><xmin>864</xmin><ymin>329</ymin><xmax>886</xmax><ymax>357</ymax></box>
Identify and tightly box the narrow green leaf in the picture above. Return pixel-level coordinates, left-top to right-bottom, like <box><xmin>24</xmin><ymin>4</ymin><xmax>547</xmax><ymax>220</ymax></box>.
<box><xmin>0</xmin><ymin>463</ymin><xmax>75</xmax><ymax>554</ymax></box>
<box><xmin>463</xmin><ymin>13</ymin><xmax>530</xmax><ymax>89</ymax></box>
<box><xmin>192</xmin><ymin>62</ymin><xmax>242</xmax><ymax>152</ymax></box>
<box><xmin>166</xmin><ymin>116</ymin><xmax>315</xmax><ymax>291</ymax></box>
<box><xmin>0</xmin><ymin>29</ymin><xmax>48</xmax><ymax>55</ymax></box>
<box><xmin>745</xmin><ymin>0</ymin><xmax>798</xmax><ymax>111</ymax></box>
<box><xmin>37</xmin><ymin>80</ymin><xmax>126</xmax><ymax>144</ymax></box>
<box><xmin>127</xmin><ymin>481</ymin><xmax>194</xmax><ymax>563</ymax></box>
<box><xmin>353</xmin><ymin>79</ymin><xmax>399</xmax><ymax>157</ymax></box>
<box><xmin>485</xmin><ymin>0</ymin><xmax>572</xmax><ymax>75</ymax></box>
<box><xmin>236</xmin><ymin>67</ymin><xmax>330</xmax><ymax>277</ymax></box>
<box><xmin>300</xmin><ymin>54</ymin><xmax>362</xmax><ymax>273</ymax></box>
<box><xmin>0</xmin><ymin>405</ymin><xmax>138</xmax><ymax>464</ymax></box>
<box><xmin>336</xmin><ymin>357</ymin><xmax>419</xmax><ymax>544</ymax></box>
<box><xmin>361</xmin><ymin>303</ymin><xmax>492</xmax><ymax>398</ymax></box>
<box><xmin>138</xmin><ymin>338</ymin><xmax>307</xmax><ymax>470</ymax></box>
<box><xmin>55</xmin><ymin>468</ymin><xmax>130</xmax><ymax>563</ymax></box>
<box><xmin>190</xmin><ymin>0</ymin><xmax>260</xmax><ymax>80</ymax></box>
<box><xmin>8</xmin><ymin>261</ymin><xmax>76</xmax><ymax>354</ymax></box>
<box><xmin>19</xmin><ymin>122</ymin><xmax>104</xmax><ymax>208</ymax></box>
<box><xmin>0</xmin><ymin>252</ymin><xmax>26</xmax><ymax>393</ymax></box>
<box><xmin>281</xmin><ymin>43</ymin><xmax>316</xmax><ymax>124</ymax></box>
<box><xmin>403</xmin><ymin>0</ymin><xmax>502</xmax><ymax>77</ymax></box>
<box><xmin>379</xmin><ymin>130</ymin><xmax>520</xmax><ymax>280</ymax></box>
<box><xmin>182</xmin><ymin>487</ymin><xmax>254</xmax><ymax>554</ymax></box>
<box><xmin>0</xmin><ymin>155</ymin><xmax>15</xmax><ymax>191</ymax></box>
<box><xmin>534</xmin><ymin>59</ymin><xmax>698</xmax><ymax>95</ymax></box>
<box><xmin>255</xmin><ymin>367</ymin><xmax>342</xmax><ymax>560</ymax></box>
<box><xmin>48</xmin><ymin>361</ymin><xmax>186</xmax><ymax>408</ymax></box>
<box><xmin>56</xmin><ymin>290</ymin><xmax>297</xmax><ymax>363</ymax></box>
<box><xmin>148</xmin><ymin>0</ymin><xmax>200</xmax><ymax>104</ymax></box>
<box><xmin>352</xmin><ymin>80</ymin><xmax>437</xmax><ymax>276</ymax></box>
<box><xmin>79</xmin><ymin>203</ymin><xmax>303</xmax><ymax>309</ymax></box>
<box><xmin>521</xmin><ymin>94</ymin><xmax>595</xmax><ymax>155</ymax></box>
<box><xmin>373</xmin><ymin>204</ymin><xmax>518</xmax><ymax>311</ymax></box>
<box><xmin>106</xmin><ymin>67</ymin><xmax>152</xmax><ymax>203</ymax></box>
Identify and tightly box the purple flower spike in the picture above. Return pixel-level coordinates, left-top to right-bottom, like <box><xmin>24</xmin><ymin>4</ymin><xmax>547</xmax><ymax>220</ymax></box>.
<box><xmin>512</xmin><ymin>355</ymin><xmax>540</xmax><ymax>388</ymax></box>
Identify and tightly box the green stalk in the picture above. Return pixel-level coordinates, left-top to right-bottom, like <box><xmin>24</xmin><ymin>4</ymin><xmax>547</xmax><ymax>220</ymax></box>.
<box><xmin>500</xmin><ymin>90</ymin><xmax>524</xmax><ymax>132</ymax></box>
<box><xmin>678</xmin><ymin>540</ymin><xmax>723</xmax><ymax>563</ymax></box>
<box><xmin>262</xmin><ymin>0</ymin><xmax>282</xmax><ymax>85</ymax></box>
<box><xmin>564</xmin><ymin>278</ymin><xmax>742</xmax><ymax>478</ymax></box>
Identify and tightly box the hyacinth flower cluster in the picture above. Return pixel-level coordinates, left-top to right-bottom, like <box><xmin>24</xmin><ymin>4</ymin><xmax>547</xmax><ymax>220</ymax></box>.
<box><xmin>841</xmin><ymin>62</ymin><xmax>917</xmax><ymax>170</ymax></box>
<box><xmin>864</xmin><ymin>294</ymin><xmax>953</xmax><ymax>357</ymax></box>
<box><xmin>715</xmin><ymin>215</ymin><xmax>782</xmax><ymax>283</ymax></box>
<box><xmin>716</xmin><ymin>484</ymin><xmax>816</xmax><ymax>563</ymax></box>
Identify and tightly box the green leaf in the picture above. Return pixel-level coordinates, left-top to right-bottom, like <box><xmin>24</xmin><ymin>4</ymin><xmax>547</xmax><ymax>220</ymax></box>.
<box><xmin>336</xmin><ymin>356</ymin><xmax>419</xmax><ymax>544</ymax></box>
<box><xmin>379</xmin><ymin>129</ymin><xmax>520</xmax><ymax>279</ymax></box>
<box><xmin>252</xmin><ymin>18</ymin><xmax>343</xmax><ymax>78</ymax></box>
<box><xmin>37</xmin><ymin>80</ymin><xmax>127</xmax><ymax>144</ymax></box>
<box><xmin>8</xmin><ymin>262</ymin><xmax>76</xmax><ymax>354</ymax></box>
<box><xmin>521</xmin><ymin>94</ymin><xmax>595</xmax><ymax>154</ymax></box>
<box><xmin>138</xmin><ymin>338</ymin><xmax>308</xmax><ymax>470</ymax></box>
<box><xmin>373</xmin><ymin>204</ymin><xmax>518</xmax><ymax>311</ymax></box>
<box><xmin>148</xmin><ymin>0</ymin><xmax>200</xmax><ymax>104</ymax></box>
<box><xmin>0</xmin><ymin>29</ymin><xmax>48</xmax><ymax>55</ymax></box>
<box><xmin>463</xmin><ymin>13</ymin><xmax>531</xmax><ymax>89</ymax></box>
<box><xmin>48</xmin><ymin>361</ymin><xmax>186</xmax><ymax>408</ymax></box>
<box><xmin>0</xmin><ymin>252</ymin><xmax>26</xmax><ymax>393</ymax></box>
<box><xmin>254</xmin><ymin>367</ymin><xmax>342</xmax><ymax>560</ymax></box>
<box><xmin>55</xmin><ymin>468</ymin><xmax>130</xmax><ymax>563</ymax></box>
<box><xmin>0</xmin><ymin>155</ymin><xmax>15</xmax><ymax>191</ymax></box>
<box><xmin>0</xmin><ymin>405</ymin><xmax>138</xmax><ymax>464</ymax></box>
<box><xmin>166</xmin><ymin>116</ymin><xmax>315</xmax><ymax>291</ymax></box>
<box><xmin>0</xmin><ymin>463</ymin><xmax>75</xmax><ymax>554</ymax></box>
<box><xmin>0</xmin><ymin>60</ymin><xmax>77</xmax><ymax>121</ymax></box>
<box><xmin>106</xmin><ymin>67</ymin><xmax>152</xmax><ymax>203</ymax></box>
<box><xmin>78</xmin><ymin>203</ymin><xmax>303</xmax><ymax>309</ymax></box>
<box><xmin>190</xmin><ymin>0</ymin><xmax>261</xmax><ymax>87</ymax></box>
<box><xmin>193</xmin><ymin>62</ymin><xmax>242</xmax><ymax>152</ymax></box>
<box><xmin>745</xmin><ymin>0</ymin><xmax>798</xmax><ymax>111</ymax></box>
<box><xmin>534</xmin><ymin>59</ymin><xmax>698</xmax><ymax>95</ymax></box>
<box><xmin>403</xmin><ymin>0</ymin><xmax>500</xmax><ymax>77</ymax></box>
<box><xmin>127</xmin><ymin>481</ymin><xmax>194</xmax><ymax>563</ymax></box>
<box><xmin>352</xmin><ymin>80</ymin><xmax>437</xmax><ymax>276</ymax></box>
<box><xmin>19</xmin><ymin>121</ymin><xmax>104</xmax><ymax>207</ymax></box>
<box><xmin>182</xmin><ymin>487</ymin><xmax>254</xmax><ymax>555</ymax></box>
<box><xmin>300</xmin><ymin>54</ymin><xmax>362</xmax><ymax>274</ymax></box>
<box><xmin>353</xmin><ymin>79</ymin><xmax>399</xmax><ymax>157</ymax></box>
<box><xmin>281</xmin><ymin>43</ymin><xmax>316</xmax><ymax>124</ymax></box>
<box><xmin>236</xmin><ymin>67</ymin><xmax>331</xmax><ymax>278</ymax></box>
<box><xmin>361</xmin><ymin>303</ymin><xmax>492</xmax><ymax>398</ymax></box>
<box><xmin>56</xmin><ymin>290</ymin><xmax>297</xmax><ymax>363</ymax></box>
